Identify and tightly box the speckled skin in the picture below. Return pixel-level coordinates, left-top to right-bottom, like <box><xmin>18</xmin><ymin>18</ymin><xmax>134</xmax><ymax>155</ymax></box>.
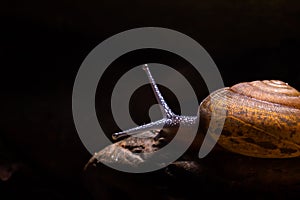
<box><xmin>200</xmin><ymin>80</ymin><xmax>300</xmax><ymax>158</ymax></box>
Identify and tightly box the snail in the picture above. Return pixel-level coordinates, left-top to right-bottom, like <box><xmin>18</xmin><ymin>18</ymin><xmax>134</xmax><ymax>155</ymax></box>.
<box><xmin>112</xmin><ymin>64</ymin><xmax>300</xmax><ymax>158</ymax></box>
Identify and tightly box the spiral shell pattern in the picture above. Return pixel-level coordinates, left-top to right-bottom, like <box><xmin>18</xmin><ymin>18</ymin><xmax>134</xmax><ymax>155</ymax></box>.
<box><xmin>200</xmin><ymin>80</ymin><xmax>300</xmax><ymax>158</ymax></box>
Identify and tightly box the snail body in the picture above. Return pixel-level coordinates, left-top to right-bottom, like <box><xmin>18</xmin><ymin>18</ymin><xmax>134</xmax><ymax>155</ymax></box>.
<box><xmin>112</xmin><ymin>65</ymin><xmax>300</xmax><ymax>158</ymax></box>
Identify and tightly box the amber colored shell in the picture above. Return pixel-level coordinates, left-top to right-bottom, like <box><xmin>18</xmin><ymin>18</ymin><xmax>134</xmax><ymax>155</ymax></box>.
<box><xmin>199</xmin><ymin>80</ymin><xmax>300</xmax><ymax>158</ymax></box>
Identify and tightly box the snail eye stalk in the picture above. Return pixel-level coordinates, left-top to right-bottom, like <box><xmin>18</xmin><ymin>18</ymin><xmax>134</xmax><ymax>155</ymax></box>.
<box><xmin>112</xmin><ymin>64</ymin><xmax>197</xmax><ymax>140</ymax></box>
<box><xmin>142</xmin><ymin>64</ymin><xmax>174</xmax><ymax>118</ymax></box>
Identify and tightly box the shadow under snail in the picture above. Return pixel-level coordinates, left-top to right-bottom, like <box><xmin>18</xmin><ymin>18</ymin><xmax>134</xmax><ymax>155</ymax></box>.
<box><xmin>112</xmin><ymin>64</ymin><xmax>300</xmax><ymax>158</ymax></box>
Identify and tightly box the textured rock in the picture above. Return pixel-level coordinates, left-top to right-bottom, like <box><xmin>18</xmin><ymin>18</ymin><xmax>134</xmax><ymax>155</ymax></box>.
<box><xmin>84</xmin><ymin>129</ymin><xmax>300</xmax><ymax>199</ymax></box>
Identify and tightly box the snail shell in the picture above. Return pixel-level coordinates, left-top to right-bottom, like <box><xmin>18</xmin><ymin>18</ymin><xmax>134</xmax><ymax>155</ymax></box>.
<box><xmin>200</xmin><ymin>80</ymin><xmax>300</xmax><ymax>158</ymax></box>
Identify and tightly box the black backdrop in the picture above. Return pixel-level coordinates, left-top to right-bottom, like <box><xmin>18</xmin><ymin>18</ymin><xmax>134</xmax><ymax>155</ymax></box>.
<box><xmin>1</xmin><ymin>1</ymin><xmax>300</xmax><ymax>199</ymax></box>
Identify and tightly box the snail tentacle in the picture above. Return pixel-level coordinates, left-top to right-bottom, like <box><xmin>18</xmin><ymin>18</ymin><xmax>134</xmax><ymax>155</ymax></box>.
<box><xmin>112</xmin><ymin>64</ymin><xmax>197</xmax><ymax>140</ymax></box>
<box><xmin>142</xmin><ymin>64</ymin><xmax>174</xmax><ymax>118</ymax></box>
<box><xmin>112</xmin><ymin>118</ymin><xmax>167</xmax><ymax>140</ymax></box>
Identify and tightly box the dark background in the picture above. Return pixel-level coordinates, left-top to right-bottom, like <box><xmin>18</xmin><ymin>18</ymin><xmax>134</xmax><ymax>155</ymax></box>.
<box><xmin>0</xmin><ymin>0</ymin><xmax>300</xmax><ymax>199</ymax></box>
